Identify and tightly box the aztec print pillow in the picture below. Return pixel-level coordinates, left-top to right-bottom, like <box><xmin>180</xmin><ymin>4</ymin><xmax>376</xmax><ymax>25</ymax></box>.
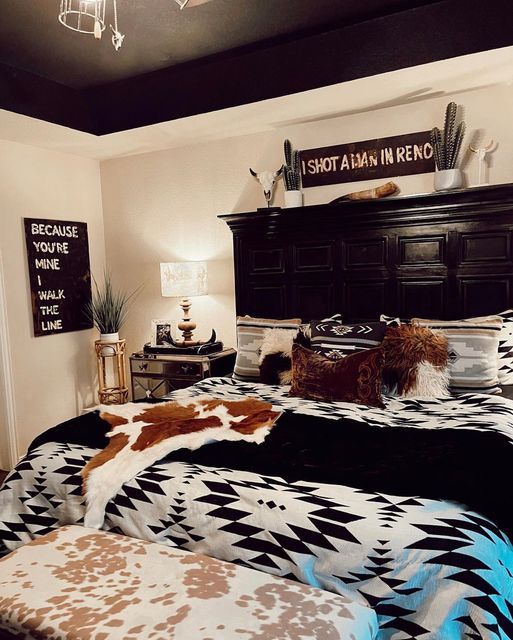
<box><xmin>233</xmin><ymin>316</ymin><xmax>301</xmax><ymax>381</ymax></box>
<box><xmin>380</xmin><ymin>314</ymin><xmax>401</xmax><ymax>326</ymax></box>
<box><xmin>310</xmin><ymin>320</ymin><xmax>387</xmax><ymax>360</ymax></box>
<box><xmin>299</xmin><ymin>314</ymin><xmax>343</xmax><ymax>341</ymax></box>
<box><xmin>497</xmin><ymin>309</ymin><xmax>513</xmax><ymax>385</ymax></box>
<box><xmin>412</xmin><ymin>316</ymin><xmax>503</xmax><ymax>395</ymax></box>
<box><xmin>382</xmin><ymin>324</ymin><xmax>450</xmax><ymax>398</ymax></box>
<box><xmin>259</xmin><ymin>327</ymin><xmax>310</xmax><ymax>385</ymax></box>
<box><xmin>289</xmin><ymin>344</ymin><xmax>385</xmax><ymax>408</ymax></box>
<box><xmin>447</xmin><ymin>310</ymin><xmax>513</xmax><ymax>386</ymax></box>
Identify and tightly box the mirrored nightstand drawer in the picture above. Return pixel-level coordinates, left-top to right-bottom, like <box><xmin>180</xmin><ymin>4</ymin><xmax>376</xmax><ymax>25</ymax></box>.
<box><xmin>129</xmin><ymin>348</ymin><xmax>236</xmax><ymax>401</ymax></box>
<box><xmin>130</xmin><ymin>359</ymin><xmax>204</xmax><ymax>378</ymax></box>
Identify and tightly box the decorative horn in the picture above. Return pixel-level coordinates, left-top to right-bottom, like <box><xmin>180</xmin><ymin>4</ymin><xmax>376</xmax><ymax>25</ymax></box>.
<box><xmin>167</xmin><ymin>334</ymin><xmax>181</xmax><ymax>348</ymax></box>
<box><xmin>206</xmin><ymin>329</ymin><xmax>217</xmax><ymax>344</ymax></box>
<box><xmin>275</xmin><ymin>166</ymin><xmax>283</xmax><ymax>176</ymax></box>
<box><xmin>249</xmin><ymin>168</ymin><xmax>257</xmax><ymax>177</ymax></box>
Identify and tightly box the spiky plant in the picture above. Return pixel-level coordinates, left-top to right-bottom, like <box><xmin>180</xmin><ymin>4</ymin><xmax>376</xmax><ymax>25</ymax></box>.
<box><xmin>430</xmin><ymin>102</ymin><xmax>466</xmax><ymax>170</ymax></box>
<box><xmin>84</xmin><ymin>272</ymin><xmax>141</xmax><ymax>334</ymax></box>
<box><xmin>283</xmin><ymin>139</ymin><xmax>301</xmax><ymax>191</ymax></box>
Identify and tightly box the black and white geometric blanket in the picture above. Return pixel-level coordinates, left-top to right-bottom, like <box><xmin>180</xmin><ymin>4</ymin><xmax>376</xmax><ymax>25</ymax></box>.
<box><xmin>1</xmin><ymin>378</ymin><xmax>513</xmax><ymax>639</ymax></box>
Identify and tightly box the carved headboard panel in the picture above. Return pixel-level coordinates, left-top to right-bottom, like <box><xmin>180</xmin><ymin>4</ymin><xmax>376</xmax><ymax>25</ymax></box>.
<box><xmin>220</xmin><ymin>184</ymin><xmax>513</xmax><ymax>322</ymax></box>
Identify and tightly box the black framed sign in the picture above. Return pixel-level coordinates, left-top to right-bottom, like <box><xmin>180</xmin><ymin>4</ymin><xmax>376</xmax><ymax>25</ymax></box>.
<box><xmin>24</xmin><ymin>218</ymin><xmax>93</xmax><ymax>337</ymax></box>
<box><xmin>300</xmin><ymin>131</ymin><xmax>434</xmax><ymax>188</ymax></box>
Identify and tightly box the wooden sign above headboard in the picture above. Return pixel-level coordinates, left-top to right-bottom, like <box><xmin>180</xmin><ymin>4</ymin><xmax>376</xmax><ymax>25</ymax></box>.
<box><xmin>220</xmin><ymin>184</ymin><xmax>513</xmax><ymax>323</ymax></box>
<box><xmin>300</xmin><ymin>131</ymin><xmax>434</xmax><ymax>188</ymax></box>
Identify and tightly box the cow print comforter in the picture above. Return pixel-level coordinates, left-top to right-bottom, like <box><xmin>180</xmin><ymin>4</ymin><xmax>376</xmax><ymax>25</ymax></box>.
<box><xmin>1</xmin><ymin>377</ymin><xmax>513</xmax><ymax>639</ymax></box>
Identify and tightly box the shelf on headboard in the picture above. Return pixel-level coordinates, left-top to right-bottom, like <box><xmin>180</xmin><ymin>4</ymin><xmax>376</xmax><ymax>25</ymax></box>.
<box><xmin>220</xmin><ymin>183</ymin><xmax>513</xmax><ymax>322</ymax></box>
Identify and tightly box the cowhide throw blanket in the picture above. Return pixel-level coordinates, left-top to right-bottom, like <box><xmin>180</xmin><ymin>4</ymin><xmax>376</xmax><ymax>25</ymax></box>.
<box><xmin>80</xmin><ymin>395</ymin><xmax>281</xmax><ymax>528</ymax></box>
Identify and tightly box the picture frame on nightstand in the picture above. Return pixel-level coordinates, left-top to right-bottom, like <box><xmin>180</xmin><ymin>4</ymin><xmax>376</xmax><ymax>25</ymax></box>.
<box><xmin>150</xmin><ymin>319</ymin><xmax>173</xmax><ymax>347</ymax></box>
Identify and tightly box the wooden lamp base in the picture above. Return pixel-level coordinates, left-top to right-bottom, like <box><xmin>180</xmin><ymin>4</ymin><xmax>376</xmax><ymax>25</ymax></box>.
<box><xmin>177</xmin><ymin>297</ymin><xmax>200</xmax><ymax>346</ymax></box>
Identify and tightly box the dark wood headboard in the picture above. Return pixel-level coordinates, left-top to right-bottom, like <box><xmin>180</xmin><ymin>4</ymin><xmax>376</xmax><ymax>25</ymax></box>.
<box><xmin>220</xmin><ymin>184</ymin><xmax>513</xmax><ymax>322</ymax></box>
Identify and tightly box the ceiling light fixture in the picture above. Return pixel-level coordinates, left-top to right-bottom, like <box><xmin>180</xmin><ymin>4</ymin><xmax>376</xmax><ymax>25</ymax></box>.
<box><xmin>58</xmin><ymin>0</ymin><xmax>211</xmax><ymax>51</ymax></box>
<box><xmin>59</xmin><ymin>0</ymin><xmax>124</xmax><ymax>51</ymax></box>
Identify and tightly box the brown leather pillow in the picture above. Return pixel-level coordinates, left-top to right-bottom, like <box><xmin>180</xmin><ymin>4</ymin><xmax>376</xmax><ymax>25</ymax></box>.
<box><xmin>382</xmin><ymin>324</ymin><xmax>449</xmax><ymax>397</ymax></box>
<box><xmin>289</xmin><ymin>344</ymin><xmax>385</xmax><ymax>408</ymax></box>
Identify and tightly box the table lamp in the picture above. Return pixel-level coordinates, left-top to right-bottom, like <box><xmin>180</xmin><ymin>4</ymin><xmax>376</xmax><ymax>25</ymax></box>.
<box><xmin>160</xmin><ymin>261</ymin><xmax>207</xmax><ymax>346</ymax></box>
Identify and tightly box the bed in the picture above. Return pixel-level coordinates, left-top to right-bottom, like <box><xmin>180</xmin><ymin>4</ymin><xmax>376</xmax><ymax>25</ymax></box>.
<box><xmin>2</xmin><ymin>185</ymin><xmax>513</xmax><ymax>638</ymax></box>
<box><xmin>2</xmin><ymin>377</ymin><xmax>513</xmax><ymax>638</ymax></box>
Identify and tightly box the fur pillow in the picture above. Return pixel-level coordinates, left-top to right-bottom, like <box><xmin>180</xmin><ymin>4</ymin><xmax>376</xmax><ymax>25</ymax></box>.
<box><xmin>382</xmin><ymin>324</ymin><xmax>449</xmax><ymax>397</ymax></box>
<box><xmin>259</xmin><ymin>327</ymin><xmax>310</xmax><ymax>385</ymax></box>
<box><xmin>289</xmin><ymin>344</ymin><xmax>385</xmax><ymax>408</ymax></box>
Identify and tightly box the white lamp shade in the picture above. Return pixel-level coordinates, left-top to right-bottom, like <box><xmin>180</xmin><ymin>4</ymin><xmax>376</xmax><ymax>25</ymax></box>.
<box><xmin>160</xmin><ymin>262</ymin><xmax>207</xmax><ymax>298</ymax></box>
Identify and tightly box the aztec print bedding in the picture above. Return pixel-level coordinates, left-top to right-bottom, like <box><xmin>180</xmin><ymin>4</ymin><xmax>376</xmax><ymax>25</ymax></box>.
<box><xmin>1</xmin><ymin>378</ymin><xmax>513</xmax><ymax>639</ymax></box>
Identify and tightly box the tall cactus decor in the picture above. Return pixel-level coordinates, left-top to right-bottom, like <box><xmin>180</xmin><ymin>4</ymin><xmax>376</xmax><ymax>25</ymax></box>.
<box><xmin>430</xmin><ymin>102</ymin><xmax>465</xmax><ymax>191</ymax></box>
<box><xmin>282</xmin><ymin>139</ymin><xmax>303</xmax><ymax>207</ymax></box>
<box><xmin>283</xmin><ymin>139</ymin><xmax>301</xmax><ymax>191</ymax></box>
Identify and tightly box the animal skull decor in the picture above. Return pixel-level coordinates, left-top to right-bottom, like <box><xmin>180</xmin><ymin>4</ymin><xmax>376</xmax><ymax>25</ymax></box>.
<box><xmin>249</xmin><ymin>167</ymin><xmax>283</xmax><ymax>207</ymax></box>
<box><xmin>469</xmin><ymin>140</ymin><xmax>495</xmax><ymax>186</ymax></box>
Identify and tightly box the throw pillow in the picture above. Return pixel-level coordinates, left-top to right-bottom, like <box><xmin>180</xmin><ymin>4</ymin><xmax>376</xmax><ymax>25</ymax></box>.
<box><xmin>310</xmin><ymin>320</ymin><xmax>387</xmax><ymax>360</ymax></box>
<box><xmin>289</xmin><ymin>344</ymin><xmax>385</xmax><ymax>408</ymax></box>
<box><xmin>497</xmin><ymin>309</ymin><xmax>513</xmax><ymax>385</ymax></box>
<box><xmin>380</xmin><ymin>314</ymin><xmax>401</xmax><ymax>326</ymax></box>
<box><xmin>233</xmin><ymin>316</ymin><xmax>302</xmax><ymax>381</ymax></box>
<box><xmin>411</xmin><ymin>316</ymin><xmax>503</xmax><ymax>394</ymax></box>
<box><xmin>300</xmin><ymin>314</ymin><xmax>343</xmax><ymax>341</ymax></box>
<box><xmin>259</xmin><ymin>327</ymin><xmax>310</xmax><ymax>385</ymax></box>
<box><xmin>382</xmin><ymin>324</ymin><xmax>450</xmax><ymax>397</ymax></box>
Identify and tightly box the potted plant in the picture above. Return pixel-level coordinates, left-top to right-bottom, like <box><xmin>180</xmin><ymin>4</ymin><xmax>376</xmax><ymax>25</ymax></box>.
<box><xmin>282</xmin><ymin>139</ymin><xmax>303</xmax><ymax>207</ymax></box>
<box><xmin>85</xmin><ymin>272</ymin><xmax>140</xmax><ymax>343</ymax></box>
<box><xmin>430</xmin><ymin>102</ymin><xmax>466</xmax><ymax>191</ymax></box>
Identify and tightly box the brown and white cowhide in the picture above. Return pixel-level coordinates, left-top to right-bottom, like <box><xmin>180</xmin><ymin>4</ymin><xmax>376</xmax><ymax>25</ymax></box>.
<box><xmin>81</xmin><ymin>395</ymin><xmax>281</xmax><ymax>529</ymax></box>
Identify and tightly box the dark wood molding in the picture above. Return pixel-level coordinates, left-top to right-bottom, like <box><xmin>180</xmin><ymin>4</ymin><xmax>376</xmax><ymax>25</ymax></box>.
<box><xmin>221</xmin><ymin>184</ymin><xmax>513</xmax><ymax>234</ymax></box>
<box><xmin>220</xmin><ymin>183</ymin><xmax>513</xmax><ymax>322</ymax></box>
<box><xmin>86</xmin><ymin>0</ymin><xmax>513</xmax><ymax>134</ymax></box>
<box><xmin>0</xmin><ymin>62</ymin><xmax>95</xmax><ymax>134</ymax></box>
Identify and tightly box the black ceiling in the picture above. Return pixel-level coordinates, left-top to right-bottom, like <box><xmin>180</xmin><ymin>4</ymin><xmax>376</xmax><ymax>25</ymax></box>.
<box><xmin>1</xmin><ymin>0</ymin><xmax>512</xmax><ymax>136</ymax></box>
<box><xmin>0</xmin><ymin>0</ymin><xmax>440</xmax><ymax>89</ymax></box>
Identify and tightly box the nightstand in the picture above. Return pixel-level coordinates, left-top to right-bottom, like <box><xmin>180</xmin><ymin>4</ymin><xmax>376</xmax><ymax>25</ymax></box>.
<box><xmin>129</xmin><ymin>348</ymin><xmax>236</xmax><ymax>401</ymax></box>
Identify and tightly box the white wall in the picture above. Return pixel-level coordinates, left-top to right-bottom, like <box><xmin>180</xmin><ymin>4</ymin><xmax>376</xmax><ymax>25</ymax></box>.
<box><xmin>0</xmin><ymin>140</ymin><xmax>105</xmax><ymax>460</ymax></box>
<box><xmin>100</xmin><ymin>130</ymin><xmax>274</xmax><ymax>355</ymax></box>
<box><xmin>100</xmin><ymin>84</ymin><xmax>513</xmax><ymax>358</ymax></box>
